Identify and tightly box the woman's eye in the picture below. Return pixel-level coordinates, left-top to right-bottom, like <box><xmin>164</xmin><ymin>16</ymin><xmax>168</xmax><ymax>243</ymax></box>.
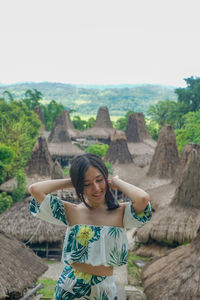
<box><xmin>84</xmin><ymin>183</ymin><xmax>90</xmax><ymax>187</ymax></box>
<box><xmin>97</xmin><ymin>178</ymin><xmax>103</xmax><ymax>183</ymax></box>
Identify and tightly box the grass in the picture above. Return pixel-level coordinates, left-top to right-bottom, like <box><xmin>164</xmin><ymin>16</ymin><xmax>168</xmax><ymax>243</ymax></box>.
<box><xmin>37</xmin><ymin>278</ymin><xmax>57</xmax><ymax>298</ymax></box>
<box><xmin>128</xmin><ymin>251</ymin><xmax>150</xmax><ymax>286</ymax></box>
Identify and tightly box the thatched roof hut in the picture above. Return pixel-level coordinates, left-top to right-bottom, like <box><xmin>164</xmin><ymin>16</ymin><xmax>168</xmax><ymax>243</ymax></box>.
<box><xmin>104</xmin><ymin>131</ymin><xmax>133</xmax><ymax>164</ymax></box>
<box><xmin>0</xmin><ymin>231</ymin><xmax>47</xmax><ymax>300</ymax></box>
<box><xmin>173</xmin><ymin>143</ymin><xmax>200</xmax><ymax>185</ymax></box>
<box><xmin>79</xmin><ymin>107</ymin><xmax>116</xmax><ymax>142</ymax></box>
<box><xmin>142</xmin><ymin>232</ymin><xmax>200</xmax><ymax>300</ymax></box>
<box><xmin>47</xmin><ymin>111</ymin><xmax>84</xmax><ymax>165</ymax></box>
<box><xmin>135</xmin><ymin>112</ymin><xmax>151</xmax><ymax>140</ymax></box>
<box><xmin>93</xmin><ymin>106</ymin><xmax>113</xmax><ymax>128</ymax></box>
<box><xmin>26</xmin><ymin>136</ymin><xmax>53</xmax><ymax>177</ymax></box>
<box><xmin>0</xmin><ymin>197</ymin><xmax>66</xmax><ymax>244</ymax></box>
<box><xmin>125</xmin><ymin>113</ymin><xmax>143</xmax><ymax>142</ymax></box>
<box><xmin>137</xmin><ymin>147</ymin><xmax>200</xmax><ymax>245</ymax></box>
<box><xmin>147</xmin><ymin>125</ymin><xmax>179</xmax><ymax>178</ymax></box>
<box><xmin>48</xmin><ymin>110</ymin><xmax>79</xmax><ymax>141</ymax></box>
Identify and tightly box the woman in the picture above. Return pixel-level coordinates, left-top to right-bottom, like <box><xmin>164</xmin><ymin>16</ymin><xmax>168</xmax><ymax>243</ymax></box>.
<box><xmin>29</xmin><ymin>153</ymin><xmax>152</xmax><ymax>300</ymax></box>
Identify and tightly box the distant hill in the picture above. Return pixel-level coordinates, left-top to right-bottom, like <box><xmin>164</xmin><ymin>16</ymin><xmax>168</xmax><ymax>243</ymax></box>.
<box><xmin>0</xmin><ymin>81</ymin><xmax>178</xmax><ymax>116</ymax></box>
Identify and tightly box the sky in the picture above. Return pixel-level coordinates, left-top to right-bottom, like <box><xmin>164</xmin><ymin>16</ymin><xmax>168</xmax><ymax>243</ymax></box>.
<box><xmin>0</xmin><ymin>0</ymin><xmax>200</xmax><ymax>87</ymax></box>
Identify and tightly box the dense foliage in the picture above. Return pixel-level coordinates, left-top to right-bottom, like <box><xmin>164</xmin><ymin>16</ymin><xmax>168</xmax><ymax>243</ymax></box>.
<box><xmin>0</xmin><ymin>98</ymin><xmax>41</xmax><ymax>179</ymax></box>
<box><xmin>86</xmin><ymin>144</ymin><xmax>109</xmax><ymax>158</ymax></box>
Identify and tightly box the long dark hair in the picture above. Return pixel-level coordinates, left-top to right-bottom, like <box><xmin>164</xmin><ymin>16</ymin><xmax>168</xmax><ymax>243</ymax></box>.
<box><xmin>70</xmin><ymin>153</ymin><xmax>119</xmax><ymax>210</ymax></box>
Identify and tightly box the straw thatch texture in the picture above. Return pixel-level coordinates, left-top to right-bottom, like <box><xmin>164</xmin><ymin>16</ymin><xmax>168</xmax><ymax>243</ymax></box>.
<box><xmin>34</xmin><ymin>105</ymin><xmax>45</xmax><ymax>131</ymax></box>
<box><xmin>104</xmin><ymin>131</ymin><xmax>132</xmax><ymax>164</ymax></box>
<box><xmin>48</xmin><ymin>142</ymin><xmax>84</xmax><ymax>157</ymax></box>
<box><xmin>51</xmin><ymin>160</ymin><xmax>64</xmax><ymax>179</ymax></box>
<box><xmin>0</xmin><ymin>197</ymin><xmax>66</xmax><ymax>244</ymax></box>
<box><xmin>135</xmin><ymin>112</ymin><xmax>151</xmax><ymax>140</ymax></box>
<box><xmin>48</xmin><ymin>110</ymin><xmax>72</xmax><ymax>143</ymax></box>
<box><xmin>173</xmin><ymin>143</ymin><xmax>200</xmax><ymax>185</ymax></box>
<box><xmin>125</xmin><ymin>113</ymin><xmax>142</xmax><ymax>142</ymax></box>
<box><xmin>93</xmin><ymin>106</ymin><xmax>113</xmax><ymax>128</ymax></box>
<box><xmin>137</xmin><ymin>147</ymin><xmax>200</xmax><ymax>244</ymax></box>
<box><xmin>147</xmin><ymin>125</ymin><xmax>179</xmax><ymax>178</ymax></box>
<box><xmin>0</xmin><ymin>232</ymin><xmax>48</xmax><ymax>300</ymax></box>
<box><xmin>135</xmin><ymin>244</ymin><xmax>170</xmax><ymax>258</ymax></box>
<box><xmin>26</xmin><ymin>136</ymin><xmax>53</xmax><ymax>176</ymax></box>
<box><xmin>142</xmin><ymin>232</ymin><xmax>200</xmax><ymax>300</ymax></box>
<box><xmin>79</xmin><ymin>127</ymin><xmax>115</xmax><ymax>140</ymax></box>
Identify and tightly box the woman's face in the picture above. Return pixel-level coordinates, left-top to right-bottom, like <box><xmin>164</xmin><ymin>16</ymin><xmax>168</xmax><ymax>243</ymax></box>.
<box><xmin>83</xmin><ymin>166</ymin><xmax>106</xmax><ymax>208</ymax></box>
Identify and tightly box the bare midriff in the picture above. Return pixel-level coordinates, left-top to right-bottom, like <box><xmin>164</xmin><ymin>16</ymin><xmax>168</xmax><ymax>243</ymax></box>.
<box><xmin>71</xmin><ymin>262</ymin><xmax>114</xmax><ymax>276</ymax></box>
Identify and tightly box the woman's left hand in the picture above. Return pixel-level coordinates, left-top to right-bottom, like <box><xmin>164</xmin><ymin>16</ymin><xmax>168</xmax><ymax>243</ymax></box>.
<box><xmin>108</xmin><ymin>175</ymin><xmax>119</xmax><ymax>190</ymax></box>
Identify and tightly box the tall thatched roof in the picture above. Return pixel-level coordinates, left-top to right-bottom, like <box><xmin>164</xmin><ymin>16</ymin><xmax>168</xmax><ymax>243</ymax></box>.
<box><xmin>48</xmin><ymin>110</ymin><xmax>72</xmax><ymax>143</ymax></box>
<box><xmin>48</xmin><ymin>110</ymin><xmax>79</xmax><ymax>141</ymax></box>
<box><xmin>142</xmin><ymin>232</ymin><xmax>200</xmax><ymax>300</ymax></box>
<box><xmin>137</xmin><ymin>147</ymin><xmax>200</xmax><ymax>245</ymax></box>
<box><xmin>79</xmin><ymin>107</ymin><xmax>116</xmax><ymax>140</ymax></box>
<box><xmin>173</xmin><ymin>143</ymin><xmax>200</xmax><ymax>185</ymax></box>
<box><xmin>0</xmin><ymin>231</ymin><xmax>47</xmax><ymax>300</ymax></box>
<box><xmin>47</xmin><ymin>111</ymin><xmax>83</xmax><ymax>158</ymax></box>
<box><xmin>26</xmin><ymin>136</ymin><xmax>53</xmax><ymax>177</ymax></box>
<box><xmin>125</xmin><ymin>113</ymin><xmax>143</xmax><ymax>142</ymax></box>
<box><xmin>93</xmin><ymin>106</ymin><xmax>113</xmax><ymax>128</ymax></box>
<box><xmin>147</xmin><ymin>125</ymin><xmax>179</xmax><ymax>178</ymax></box>
<box><xmin>0</xmin><ymin>197</ymin><xmax>66</xmax><ymax>244</ymax></box>
<box><xmin>104</xmin><ymin>131</ymin><xmax>133</xmax><ymax>164</ymax></box>
<box><xmin>34</xmin><ymin>105</ymin><xmax>45</xmax><ymax>130</ymax></box>
<box><xmin>135</xmin><ymin>112</ymin><xmax>151</xmax><ymax>140</ymax></box>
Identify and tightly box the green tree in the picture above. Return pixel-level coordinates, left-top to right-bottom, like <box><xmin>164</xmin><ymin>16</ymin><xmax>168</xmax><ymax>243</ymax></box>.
<box><xmin>175</xmin><ymin>110</ymin><xmax>200</xmax><ymax>153</ymax></box>
<box><xmin>12</xmin><ymin>169</ymin><xmax>27</xmax><ymax>203</ymax></box>
<box><xmin>175</xmin><ymin>76</ymin><xmax>200</xmax><ymax>113</ymax></box>
<box><xmin>3</xmin><ymin>90</ymin><xmax>14</xmax><ymax>102</ymax></box>
<box><xmin>23</xmin><ymin>89</ymin><xmax>43</xmax><ymax>110</ymax></box>
<box><xmin>114</xmin><ymin>111</ymin><xmax>134</xmax><ymax>131</ymax></box>
<box><xmin>0</xmin><ymin>144</ymin><xmax>15</xmax><ymax>184</ymax></box>
<box><xmin>72</xmin><ymin>115</ymin><xmax>87</xmax><ymax>130</ymax></box>
<box><xmin>147</xmin><ymin>99</ymin><xmax>183</xmax><ymax>129</ymax></box>
<box><xmin>0</xmin><ymin>99</ymin><xmax>41</xmax><ymax>179</ymax></box>
<box><xmin>41</xmin><ymin>100</ymin><xmax>64</xmax><ymax>131</ymax></box>
<box><xmin>86</xmin><ymin>117</ymin><xmax>95</xmax><ymax>128</ymax></box>
<box><xmin>86</xmin><ymin>144</ymin><xmax>109</xmax><ymax>158</ymax></box>
<box><xmin>0</xmin><ymin>192</ymin><xmax>13</xmax><ymax>214</ymax></box>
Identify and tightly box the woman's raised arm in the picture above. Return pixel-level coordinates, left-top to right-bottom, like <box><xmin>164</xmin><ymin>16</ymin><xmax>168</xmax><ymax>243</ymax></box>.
<box><xmin>29</xmin><ymin>178</ymin><xmax>73</xmax><ymax>203</ymax></box>
<box><xmin>109</xmin><ymin>176</ymin><xmax>150</xmax><ymax>214</ymax></box>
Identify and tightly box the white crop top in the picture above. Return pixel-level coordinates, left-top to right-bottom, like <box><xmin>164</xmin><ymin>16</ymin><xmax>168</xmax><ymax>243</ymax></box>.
<box><xmin>30</xmin><ymin>194</ymin><xmax>152</xmax><ymax>267</ymax></box>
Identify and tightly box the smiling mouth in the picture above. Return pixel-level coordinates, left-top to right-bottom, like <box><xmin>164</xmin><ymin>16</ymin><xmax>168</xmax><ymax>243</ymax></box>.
<box><xmin>92</xmin><ymin>191</ymin><xmax>103</xmax><ymax>198</ymax></box>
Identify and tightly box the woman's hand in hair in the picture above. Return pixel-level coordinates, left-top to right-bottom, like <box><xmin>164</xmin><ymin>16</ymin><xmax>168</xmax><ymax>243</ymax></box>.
<box><xmin>108</xmin><ymin>175</ymin><xmax>119</xmax><ymax>190</ymax></box>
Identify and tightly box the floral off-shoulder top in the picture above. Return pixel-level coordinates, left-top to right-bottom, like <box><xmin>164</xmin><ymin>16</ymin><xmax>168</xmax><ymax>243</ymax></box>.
<box><xmin>29</xmin><ymin>194</ymin><xmax>152</xmax><ymax>267</ymax></box>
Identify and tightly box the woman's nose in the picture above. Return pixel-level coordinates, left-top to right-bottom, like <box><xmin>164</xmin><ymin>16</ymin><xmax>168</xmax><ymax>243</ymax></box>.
<box><xmin>93</xmin><ymin>182</ymin><xmax>100</xmax><ymax>191</ymax></box>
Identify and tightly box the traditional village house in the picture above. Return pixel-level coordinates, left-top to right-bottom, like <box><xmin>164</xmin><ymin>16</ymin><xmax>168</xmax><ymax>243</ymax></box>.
<box><xmin>104</xmin><ymin>131</ymin><xmax>132</xmax><ymax>164</ymax></box>
<box><xmin>79</xmin><ymin>106</ymin><xmax>116</xmax><ymax>145</ymax></box>
<box><xmin>137</xmin><ymin>145</ymin><xmax>200</xmax><ymax>247</ymax></box>
<box><xmin>48</xmin><ymin>110</ymin><xmax>84</xmax><ymax>167</ymax></box>
<box><xmin>147</xmin><ymin>125</ymin><xmax>179</xmax><ymax>178</ymax></box>
<box><xmin>0</xmin><ymin>232</ymin><xmax>47</xmax><ymax>300</ymax></box>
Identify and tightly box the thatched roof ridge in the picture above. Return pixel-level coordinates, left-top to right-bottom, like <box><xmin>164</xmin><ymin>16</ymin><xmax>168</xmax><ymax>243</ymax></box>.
<box><xmin>93</xmin><ymin>106</ymin><xmax>113</xmax><ymax>128</ymax></box>
<box><xmin>135</xmin><ymin>112</ymin><xmax>151</xmax><ymax>140</ymax></box>
<box><xmin>0</xmin><ymin>197</ymin><xmax>66</xmax><ymax>244</ymax></box>
<box><xmin>142</xmin><ymin>233</ymin><xmax>200</xmax><ymax>300</ymax></box>
<box><xmin>48</xmin><ymin>110</ymin><xmax>72</xmax><ymax>143</ymax></box>
<box><xmin>79</xmin><ymin>127</ymin><xmax>115</xmax><ymax>139</ymax></box>
<box><xmin>137</xmin><ymin>147</ymin><xmax>200</xmax><ymax>244</ymax></box>
<box><xmin>34</xmin><ymin>105</ymin><xmax>45</xmax><ymax>131</ymax></box>
<box><xmin>0</xmin><ymin>231</ymin><xmax>47</xmax><ymax>299</ymax></box>
<box><xmin>26</xmin><ymin>136</ymin><xmax>53</xmax><ymax>177</ymax></box>
<box><xmin>125</xmin><ymin>113</ymin><xmax>142</xmax><ymax>142</ymax></box>
<box><xmin>147</xmin><ymin>125</ymin><xmax>179</xmax><ymax>178</ymax></box>
<box><xmin>172</xmin><ymin>148</ymin><xmax>200</xmax><ymax>208</ymax></box>
<box><xmin>104</xmin><ymin>131</ymin><xmax>133</xmax><ymax>164</ymax></box>
<box><xmin>48</xmin><ymin>142</ymin><xmax>84</xmax><ymax>157</ymax></box>
<box><xmin>173</xmin><ymin>143</ymin><xmax>200</xmax><ymax>185</ymax></box>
